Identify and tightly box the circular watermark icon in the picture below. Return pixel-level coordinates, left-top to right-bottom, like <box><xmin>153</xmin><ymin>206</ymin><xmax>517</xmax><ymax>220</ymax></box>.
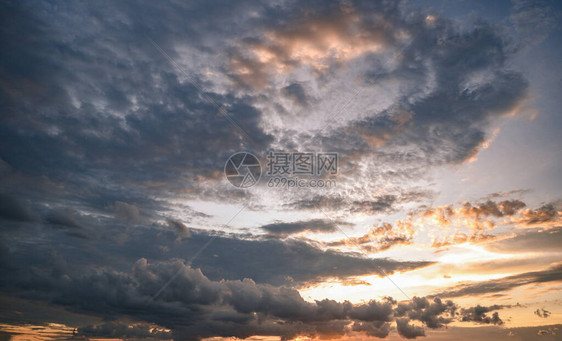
<box><xmin>224</xmin><ymin>152</ymin><xmax>261</xmax><ymax>188</ymax></box>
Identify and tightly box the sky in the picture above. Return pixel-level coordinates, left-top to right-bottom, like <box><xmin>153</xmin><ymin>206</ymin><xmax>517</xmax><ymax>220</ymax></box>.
<box><xmin>0</xmin><ymin>0</ymin><xmax>561</xmax><ymax>340</ymax></box>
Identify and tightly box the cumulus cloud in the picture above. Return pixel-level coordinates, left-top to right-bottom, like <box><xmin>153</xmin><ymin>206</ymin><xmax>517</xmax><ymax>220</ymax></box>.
<box><xmin>513</xmin><ymin>203</ymin><xmax>561</xmax><ymax>227</ymax></box>
<box><xmin>177</xmin><ymin>231</ymin><xmax>433</xmax><ymax>285</ymax></box>
<box><xmin>396</xmin><ymin>318</ymin><xmax>425</xmax><ymax>339</ymax></box>
<box><xmin>0</xmin><ymin>255</ymin><xmax>489</xmax><ymax>340</ymax></box>
<box><xmin>395</xmin><ymin>297</ymin><xmax>457</xmax><ymax>329</ymax></box>
<box><xmin>281</xmin><ymin>83</ymin><xmax>311</xmax><ymax>107</ymax></box>
<box><xmin>112</xmin><ymin>201</ymin><xmax>143</xmax><ymax>224</ymax></box>
<box><xmin>417</xmin><ymin>199</ymin><xmax>527</xmax><ymax>231</ymax></box>
<box><xmin>0</xmin><ymin>218</ymin><xmax>433</xmax><ymax>287</ymax></box>
<box><xmin>43</xmin><ymin>209</ymin><xmax>89</xmax><ymax>239</ymax></box>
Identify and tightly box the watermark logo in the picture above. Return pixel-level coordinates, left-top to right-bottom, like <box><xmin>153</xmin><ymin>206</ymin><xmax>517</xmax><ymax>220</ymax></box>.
<box><xmin>266</xmin><ymin>152</ymin><xmax>338</xmax><ymax>176</ymax></box>
<box><xmin>224</xmin><ymin>151</ymin><xmax>337</xmax><ymax>188</ymax></box>
<box><xmin>224</xmin><ymin>152</ymin><xmax>261</xmax><ymax>188</ymax></box>
<box><xmin>266</xmin><ymin>152</ymin><xmax>338</xmax><ymax>188</ymax></box>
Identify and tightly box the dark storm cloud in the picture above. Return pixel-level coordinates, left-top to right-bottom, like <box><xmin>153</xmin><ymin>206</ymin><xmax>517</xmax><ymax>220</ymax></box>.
<box><xmin>111</xmin><ymin>201</ymin><xmax>143</xmax><ymax>224</ymax></box>
<box><xmin>459</xmin><ymin>200</ymin><xmax>527</xmax><ymax>218</ymax></box>
<box><xmin>0</xmin><ymin>255</ymin><xmax>477</xmax><ymax>341</ymax></box>
<box><xmin>351</xmin><ymin>320</ymin><xmax>391</xmax><ymax>338</ymax></box>
<box><xmin>0</xmin><ymin>214</ymin><xmax>433</xmax><ymax>287</ymax></box>
<box><xmin>41</xmin><ymin>208</ymin><xmax>91</xmax><ymax>239</ymax></box>
<box><xmin>192</xmin><ymin>233</ymin><xmax>432</xmax><ymax>285</ymax></box>
<box><xmin>437</xmin><ymin>264</ymin><xmax>562</xmax><ymax>298</ymax></box>
<box><xmin>118</xmin><ymin>229</ymin><xmax>436</xmax><ymax>284</ymax></box>
<box><xmin>0</xmin><ymin>212</ymin><xmax>441</xmax><ymax>340</ymax></box>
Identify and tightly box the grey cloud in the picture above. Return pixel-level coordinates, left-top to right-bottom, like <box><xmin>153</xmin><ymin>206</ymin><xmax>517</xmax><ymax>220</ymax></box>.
<box><xmin>0</xmin><ymin>0</ymin><xmax>273</xmax><ymax>217</ymax></box>
<box><xmin>112</xmin><ymin>201</ymin><xmax>143</xmax><ymax>224</ymax></box>
<box><xmin>396</xmin><ymin>318</ymin><xmax>425</xmax><ymax>339</ymax></box>
<box><xmin>497</xmin><ymin>199</ymin><xmax>527</xmax><ymax>215</ymax></box>
<box><xmin>510</xmin><ymin>0</ymin><xmax>560</xmax><ymax>46</ymax></box>
<box><xmin>260</xmin><ymin>218</ymin><xmax>345</xmax><ymax>237</ymax></box>
<box><xmin>460</xmin><ymin>305</ymin><xmax>505</xmax><ymax>325</ymax></box>
<box><xmin>438</xmin><ymin>264</ymin><xmax>562</xmax><ymax>298</ymax></box>
<box><xmin>79</xmin><ymin>322</ymin><xmax>172</xmax><ymax>339</ymax></box>
<box><xmin>519</xmin><ymin>203</ymin><xmax>559</xmax><ymax>225</ymax></box>
<box><xmin>167</xmin><ymin>219</ymin><xmax>191</xmax><ymax>239</ymax></box>
<box><xmin>395</xmin><ymin>297</ymin><xmax>456</xmax><ymax>329</ymax></box>
<box><xmin>286</xmin><ymin>194</ymin><xmax>398</xmax><ymax>215</ymax></box>
<box><xmin>327</xmin><ymin>222</ymin><xmax>414</xmax><ymax>253</ymax></box>
<box><xmin>45</xmin><ymin>209</ymin><xmax>84</xmax><ymax>230</ymax></box>
<box><xmin>351</xmin><ymin>320</ymin><xmax>391</xmax><ymax>338</ymax></box>
<box><xmin>348</xmin><ymin>298</ymin><xmax>394</xmax><ymax>322</ymax></box>
<box><xmin>459</xmin><ymin>200</ymin><xmax>527</xmax><ymax>218</ymax></box>
<box><xmin>0</xmin><ymin>256</ymin><xmax>471</xmax><ymax>341</ymax></box>
<box><xmin>0</xmin><ymin>215</ymin><xmax>433</xmax><ymax>287</ymax></box>
<box><xmin>156</xmin><ymin>230</ymin><xmax>433</xmax><ymax>286</ymax></box>
<box><xmin>484</xmin><ymin>227</ymin><xmax>562</xmax><ymax>253</ymax></box>
<box><xmin>2</xmin><ymin>257</ymin><xmax>383</xmax><ymax>339</ymax></box>
<box><xmin>281</xmin><ymin>83</ymin><xmax>310</xmax><ymax>107</ymax></box>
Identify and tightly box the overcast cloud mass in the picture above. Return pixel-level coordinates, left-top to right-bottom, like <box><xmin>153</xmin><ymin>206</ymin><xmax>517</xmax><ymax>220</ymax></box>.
<box><xmin>1</xmin><ymin>0</ymin><xmax>561</xmax><ymax>340</ymax></box>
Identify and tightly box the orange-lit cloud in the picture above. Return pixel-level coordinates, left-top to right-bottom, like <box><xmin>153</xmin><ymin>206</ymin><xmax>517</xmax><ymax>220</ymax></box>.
<box><xmin>327</xmin><ymin>221</ymin><xmax>415</xmax><ymax>253</ymax></box>
<box><xmin>410</xmin><ymin>199</ymin><xmax>560</xmax><ymax>248</ymax></box>
<box><xmin>0</xmin><ymin>323</ymin><xmax>73</xmax><ymax>341</ymax></box>
<box><xmin>229</xmin><ymin>5</ymin><xmax>387</xmax><ymax>88</ymax></box>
